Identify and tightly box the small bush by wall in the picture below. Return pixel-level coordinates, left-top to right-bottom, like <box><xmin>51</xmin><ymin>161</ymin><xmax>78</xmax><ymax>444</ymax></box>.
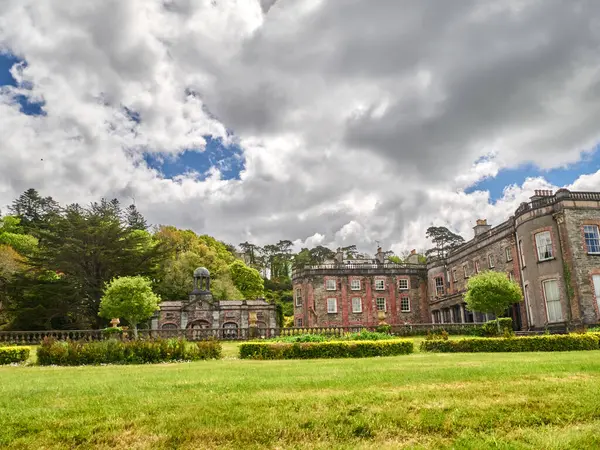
<box><xmin>239</xmin><ymin>340</ymin><xmax>414</xmax><ymax>360</ymax></box>
<box><xmin>480</xmin><ymin>318</ymin><xmax>514</xmax><ymax>337</ymax></box>
<box><xmin>420</xmin><ymin>334</ymin><xmax>600</xmax><ymax>353</ymax></box>
<box><xmin>0</xmin><ymin>346</ymin><xmax>31</xmax><ymax>365</ymax></box>
<box><xmin>271</xmin><ymin>331</ymin><xmax>395</xmax><ymax>343</ymax></box>
<box><xmin>37</xmin><ymin>338</ymin><xmax>222</xmax><ymax>366</ymax></box>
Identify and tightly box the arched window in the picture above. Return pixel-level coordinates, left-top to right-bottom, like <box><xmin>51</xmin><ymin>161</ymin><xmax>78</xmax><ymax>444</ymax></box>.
<box><xmin>188</xmin><ymin>320</ymin><xmax>211</xmax><ymax>329</ymax></box>
<box><xmin>161</xmin><ymin>323</ymin><xmax>177</xmax><ymax>330</ymax></box>
<box><xmin>222</xmin><ymin>322</ymin><xmax>238</xmax><ymax>339</ymax></box>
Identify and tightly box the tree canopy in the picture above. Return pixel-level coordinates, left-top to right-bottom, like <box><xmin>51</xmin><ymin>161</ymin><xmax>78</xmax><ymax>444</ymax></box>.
<box><xmin>99</xmin><ymin>276</ymin><xmax>161</xmax><ymax>338</ymax></box>
<box><xmin>425</xmin><ymin>226</ymin><xmax>465</xmax><ymax>259</ymax></box>
<box><xmin>464</xmin><ymin>271</ymin><xmax>523</xmax><ymax>329</ymax></box>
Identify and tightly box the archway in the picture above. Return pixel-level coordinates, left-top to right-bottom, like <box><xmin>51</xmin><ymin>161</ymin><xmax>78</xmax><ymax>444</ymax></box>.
<box><xmin>187</xmin><ymin>320</ymin><xmax>212</xmax><ymax>340</ymax></box>
<box><xmin>222</xmin><ymin>322</ymin><xmax>239</xmax><ymax>339</ymax></box>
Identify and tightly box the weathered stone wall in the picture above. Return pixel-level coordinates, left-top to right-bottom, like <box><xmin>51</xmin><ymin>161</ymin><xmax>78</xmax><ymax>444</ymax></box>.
<box><xmin>293</xmin><ymin>271</ymin><xmax>427</xmax><ymax>327</ymax></box>
<box><xmin>562</xmin><ymin>206</ymin><xmax>600</xmax><ymax>325</ymax></box>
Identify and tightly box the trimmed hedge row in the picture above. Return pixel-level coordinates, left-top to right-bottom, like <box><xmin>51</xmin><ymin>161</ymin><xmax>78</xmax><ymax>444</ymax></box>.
<box><xmin>239</xmin><ymin>340</ymin><xmax>414</xmax><ymax>360</ymax></box>
<box><xmin>420</xmin><ymin>334</ymin><xmax>600</xmax><ymax>353</ymax></box>
<box><xmin>37</xmin><ymin>338</ymin><xmax>222</xmax><ymax>366</ymax></box>
<box><xmin>0</xmin><ymin>346</ymin><xmax>31</xmax><ymax>365</ymax></box>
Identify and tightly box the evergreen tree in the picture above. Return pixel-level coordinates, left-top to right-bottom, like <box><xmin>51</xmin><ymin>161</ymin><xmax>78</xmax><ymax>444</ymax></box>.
<box><xmin>425</xmin><ymin>226</ymin><xmax>465</xmax><ymax>259</ymax></box>
<box><xmin>125</xmin><ymin>204</ymin><xmax>148</xmax><ymax>231</ymax></box>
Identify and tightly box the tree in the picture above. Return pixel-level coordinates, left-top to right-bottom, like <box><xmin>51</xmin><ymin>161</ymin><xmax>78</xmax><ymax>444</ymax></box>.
<box><xmin>99</xmin><ymin>276</ymin><xmax>161</xmax><ymax>338</ymax></box>
<box><xmin>125</xmin><ymin>204</ymin><xmax>148</xmax><ymax>231</ymax></box>
<box><xmin>9</xmin><ymin>188</ymin><xmax>60</xmax><ymax>233</ymax></box>
<box><xmin>464</xmin><ymin>271</ymin><xmax>523</xmax><ymax>332</ymax></box>
<box><xmin>425</xmin><ymin>226</ymin><xmax>465</xmax><ymax>259</ymax></box>
<box><xmin>229</xmin><ymin>260</ymin><xmax>264</xmax><ymax>299</ymax></box>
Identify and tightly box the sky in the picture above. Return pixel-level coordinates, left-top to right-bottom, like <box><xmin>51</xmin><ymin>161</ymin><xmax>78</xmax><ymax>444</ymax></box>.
<box><xmin>1</xmin><ymin>0</ymin><xmax>600</xmax><ymax>255</ymax></box>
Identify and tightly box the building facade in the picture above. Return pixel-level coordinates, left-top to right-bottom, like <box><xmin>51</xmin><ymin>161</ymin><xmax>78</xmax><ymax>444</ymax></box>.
<box><xmin>152</xmin><ymin>267</ymin><xmax>278</xmax><ymax>337</ymax></box>
<box><xmin>293</xmin><ymin>189</ymin><xmax>600</xmax><ymax>331</ymax></box>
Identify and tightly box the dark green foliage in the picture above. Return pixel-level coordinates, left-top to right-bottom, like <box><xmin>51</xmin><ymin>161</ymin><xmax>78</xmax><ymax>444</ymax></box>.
<box><xmin>480</xmin><ymin>318</ymin><xmax>514</xmax><ymax>337</ymax></box>
<box><xmin>239</xmin><ymin>340</ymin><xmax>414</xmax><ymax>360</ymax></box>
<box><xmin>125</xmin><ymin>204</ymin><xmax>148</xmax><ymax>231</ymax></box>
<box><xmin>0</xmin><ymin>346</ymin><xmax>30</xmax><ymax>364</ymax></box>
<box><xmin>376</xmin><ymin>324</ymin><xmax>392</xmax><ymax>334</ymax></box>
<box><xmin>420</xmin><ymin>334</ymin><xmax>600</xmax><ymax>353</ymax></box>
<box><xmin>102</xmin><ymin>327</ymin><xmax>124</xmax><ymax>338</ymax></box>
<box><xmin>391</xmin><ymin>325</ymin><xmax>485</xmax><ymax>337</ymax></box>
<box><xmin>425</xmin><ymin>226</ymin><xmax>465</xmax><ymax>259</ymax></box>
<box><xmin>36</xmin><ymin>337</ymin><xmax>222</xmax><ymax>365</ymax></box>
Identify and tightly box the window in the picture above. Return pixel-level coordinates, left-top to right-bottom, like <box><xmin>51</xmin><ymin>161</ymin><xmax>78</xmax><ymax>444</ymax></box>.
<box><xmin>326</xmin><ymin>279</ymin><xmax>336</xmax><ymax>290</ymax></box>
<box><xmin>584</xmin><ymin>225</ymin><xmax>600</xmax><ymax>254</ymax></box>
<box><xmin>488</xmin><ymin>254</ymin><xmax>495</xmax><ymax>268</ymax></box>
<box><xmin>508</xmin><ymin>271</ymin><xmax>515</xmax><ymax>282</ymax></box>
<box><xmin>463</xmin><ymin>263</ymin><xmax>469</xmax><ymax>278</ymax></box>
<box><xmin>542</xmin><ymin>279</ymin><xmax>563</xmax><ymax>322</ymax></box>
<box><xmin>474</xmin><ymin>261</ymin><xmax>480</xmax><ymax>274</ymax></box>
<box><xmin>398</xmin><ymin>278</ymin><xmax>409</xmax><ymax>290</ymax></box>
<box><xmin>535</xmin><ymin>231</ymin><xmax>553</xmax><ymax>261</ymax></box>
<box><xmin>375</xmin><ymin>279</ymin><xmax>385</xmax><ymax>291</ymax></box>
<box><xmin>327</xmin><ymin>297</ymin><xmax>337</xmax><ymax>313</ymax></box>
<box><xmin>376</xmin><ymin>297</ymin><xmax>386</xmax><ymax>311</ymax></box>
<box><xmin>295</xmin><ymin>288</ymin><xmax>302</xmax><ymax>306</ymax></box>
<box><xmin>351</xmin><ymin>297</ymin><xmax>362</xmax><ymax>313</ymax></box>
<box><xmin>505</xmin><ymin>247</ymin><xmax>513</xmax><ymax>262</ymax></box>
<box><xmin>350</xmin><ymin>279</ymin><xmax>361</xmax><ymax>290</ymax></box>
<box><xmin>296</xmin><ymin>318</ymin><xmax>303</xmax><ymax>327</ymax></box>
<box><xmin>592</xmin><ymin>275</ymin><xmax>600</xmax><ymax>312</ymax></box>
<box><xmin>435</xmin><ymin>276</ymin><xmax>445</xmax><ymax>296</ymax></box>
<box><xmin>400</xmin><ymin>296</ymin><xmax>410</xmax><ymax>312</ymax></box>
<box><xmin>452</xmin><ymin>269</ymin><xmax>457</xmax><ymax>282</ymax></box>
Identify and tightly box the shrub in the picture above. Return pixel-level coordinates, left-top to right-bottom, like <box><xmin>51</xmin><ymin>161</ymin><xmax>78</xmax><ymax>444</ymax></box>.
<box><xmin>425</xmin><ymin>330</ymin><xmax>449</xmax><ymax>341</ymax></box>
<box><xmin>420</xmin><ymin>334</ymin><xmax>600</xmax><ymax>353</ymax></box>
<box><xmin>481</xmin><ymin>318</ymin><xmax>514</xmax><ymax>337</ymax></box>
<box><xmin>0</xmin><ymin>346</ymin><xmax>30</xmax><ymax>365</ymax></box>
<box><xmin>270</xmin><ymin>331</ymin><xmax>396</xmax><ymax>343</ymax></box>
<box><xmin>375</xmin><ymin>324</ymin><xmax>392</xmax><ymax>334</ymax></box>
<box><xmin>37</xmin><ymin>337</ymin><xmax>222</xmax><ymax>366</ymax></box>
<box><xmin>239</xmin><ymin>340</ymin><xmax>414</xmax><ymax>360</ymax></box>
<box><xmin>102</xmin><ymin>327</ymin><xmax>124</xmax><ymax>338</ymax></box>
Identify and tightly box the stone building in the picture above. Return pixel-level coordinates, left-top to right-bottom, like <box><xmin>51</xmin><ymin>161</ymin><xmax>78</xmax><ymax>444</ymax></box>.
<box><xmin>293</xmin><ymin>190</ymin><xmax>600</xmax><ymax>331</ymax></box>
<box><xmin>152</xmin><ymin>267</ymin><xmax>278</xmax><ymax>337</ymax></box>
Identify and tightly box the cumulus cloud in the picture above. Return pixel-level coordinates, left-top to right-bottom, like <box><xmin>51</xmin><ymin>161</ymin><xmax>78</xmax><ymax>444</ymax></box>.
<box><xmin>1</xmin><ymin>0</ymin><xmax>600</xmax><ymax>255</ymax></box>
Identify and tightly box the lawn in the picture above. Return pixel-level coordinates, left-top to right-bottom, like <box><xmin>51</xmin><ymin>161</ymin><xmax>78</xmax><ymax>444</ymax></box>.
<box><xmin>2</xmin><ymin>344</ymin><xmax>600</xmax><ymax>449</ymax></box>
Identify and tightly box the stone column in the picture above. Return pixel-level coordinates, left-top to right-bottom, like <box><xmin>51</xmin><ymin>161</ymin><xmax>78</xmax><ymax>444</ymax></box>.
<box><xmin>180</xmin><ymin>311</ymin><xmax>188</xmax><ymax>329</ymax></box>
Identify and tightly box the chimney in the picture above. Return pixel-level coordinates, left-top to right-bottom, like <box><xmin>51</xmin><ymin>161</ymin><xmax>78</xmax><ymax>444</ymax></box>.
<box><xmin>410</xmin><ymin>249</ymin><xmax>416</xmax><ymax>255</ymax></box>
<box><xmin>530</xmin><ymin>189</ymin><xmax>554</xmax><ymax>201</ymax></box>
<box><xmin>375</xmin><ymin>247</ymin><xmax>385</xmax><ymax>264</ymax></box>
<box><xmin>473</xmin><ymin>219</ymin><xmax>492</xmax><ymax>238</ymax></box>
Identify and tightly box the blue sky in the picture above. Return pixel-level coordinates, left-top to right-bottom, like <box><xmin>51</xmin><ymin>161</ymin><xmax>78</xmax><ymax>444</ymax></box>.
<box><xmin>1</xmin><ymin>51</ymin><xmax>596</xmax><ymax>195</ymax></box>
<box><xmin>1</xmin><ymin>52</ymin><xmax>244</xmax><ymax>180</ymax></box>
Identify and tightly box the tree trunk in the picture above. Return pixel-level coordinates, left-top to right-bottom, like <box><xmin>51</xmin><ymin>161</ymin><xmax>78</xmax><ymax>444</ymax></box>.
<box><xmin>132</xmin><ymin>323</ymin><xmax>138</xmax><ymax>339</ymax></box>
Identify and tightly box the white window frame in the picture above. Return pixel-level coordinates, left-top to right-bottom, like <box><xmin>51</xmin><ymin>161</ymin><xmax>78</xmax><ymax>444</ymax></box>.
<box><xmin>296</xmin><ymin>318</ymin><xmax>303</xmax><ymax>327</ymax></box>
<box><xmin>376</xmin><ymin>297</ymin><xmax>386</xmax><ymax>312</ymax></box>
<box><xmin>295</xmin><ymin>288</ymin><xmax>302</xmax><ymax>307</ymax></box>
<box><xmin>488</xmin><ymin>254</ymin><xmax>495</xmax><ymax>268</ymax></box>
<box><xmin>542</xmin><ymin>279</ymin><xmax>563</xmax><ymax>323</ymax></box>
<box><xmin>452</xmin><ymin>269</ymin><xmax>457</xmax><ymax>282</ymax></box>
<box><xmin>474</xmin><ymin>260</ymin><xmax>480</xmax><ymax>274</ymax></box>
<box><xmin>463</xmin><ymin>263</ymin><xmax>469</xmax><ymax>279</ymax></box>
<box><xmin>326</xmin><ymin>279</ymin><xmax>337</xmax><ymax>291</ymax></box>
<box><xmin>592</xmin><ymin>274</ymin><xmax>600</xmax><ymax>312</ymax></box>
<box><xmin>398</xmin><ymin>278</ymin><xmax>409</xmax><ymax>290</ymax></box>
<box><xmin>374</xmin><ymin>279</ymin><xmax>386</xmax><ymax>291</ymax></box>
<box><xmin>508</xmin><ymin>271</ymin><xmax>515</xmax><ymax>282</ymax></box>
<box><xmin>519</xmin><ymin>239</ymin><xmax>526</xmax><ymax>267</ymax></box>
<box><xmin>435</xmin><ymin>276</ymin><xmax>445</xmax><ymax>296</ymax></box>
<box><xmin>535</xmin><ymin>231</ymin><xmax>554</xmax><ymax>262</ymax></box>
<box><xmin>327</xmin><ymin>297</ymin><xmax>338</xmax><ymax>314</ymax></box>
<box><xmin>505</xmin><ymin>247</ymin><xmax>513</xmax><ymax>262</ymax></box>
<box><xmin>400</xmin><ymin>296</ymin><xmax>410</xmax><ymax>312</ymax></box>
<box><xmin>584</xmin><ymin>225</ymin><xmax>600</xmax><ymax>254</ymax></box>
<box><xmin>350</xmin><ymin>279</ymin><xmax>361</xmax><ymax>290</ymax></box>
<box><xmin>351</xmin><ymin>297</ymin><xmax>362</xmax><ymax>313</ymax></box>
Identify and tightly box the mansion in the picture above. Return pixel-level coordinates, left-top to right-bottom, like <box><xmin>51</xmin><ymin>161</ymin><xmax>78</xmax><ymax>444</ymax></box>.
<box><xmin>293</xmin><ymin>189</ymin><xmax>600</xmax><ymax>331</ymax></box>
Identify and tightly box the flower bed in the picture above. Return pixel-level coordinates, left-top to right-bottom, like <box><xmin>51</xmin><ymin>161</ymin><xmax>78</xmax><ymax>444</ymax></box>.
<box><xmin>37</xmin><ymin>337</ymin><xmax>222</xmax><ymax>366</ymax></box>
<box><xmin>420</xmin><ymin>334</ymin><xmax>600</xmax><ymax>353</ymax></box>
<box><xmin>239</xmin><ymin>339</ymin><xmax>414</xmax><ymax>360</ymax></box>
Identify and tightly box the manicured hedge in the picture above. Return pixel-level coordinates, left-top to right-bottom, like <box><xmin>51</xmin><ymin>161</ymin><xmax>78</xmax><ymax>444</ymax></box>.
<box><xmin>239</xmin><ymin>340</ymin><xmax>414</xmax><ymax>360</ymax></box>
<box><xmin>37</xmin><ymin>338</ymin><xmax>222</xmax><ymax>366</ymax></box>
<box><xmin>420</xmin><ymin>334</ymin><xmax>600</xmax><ymax>353</ymax></box>
<box><xmin>0</xmin><ymin>346</ymin><xmax>31</xmax><ymax>365</ymax></box>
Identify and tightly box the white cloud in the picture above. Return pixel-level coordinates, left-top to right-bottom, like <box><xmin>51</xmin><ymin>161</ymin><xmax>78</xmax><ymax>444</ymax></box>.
<box><xmin>1</xmin><ymin>0</ymin><xmax>600</xmax><ymax>254</ymax></box>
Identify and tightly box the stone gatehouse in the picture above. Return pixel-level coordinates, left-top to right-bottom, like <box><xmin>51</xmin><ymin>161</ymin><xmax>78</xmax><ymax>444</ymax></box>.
<box><xmin>151</xmin><ymin>267</ymin><xmax>278</xmax><ymax>337</ymax></box>
<box><xmin>293</xmin><ymin>189</ymin><xmax>600</xmax><ymax>331</ymax></box>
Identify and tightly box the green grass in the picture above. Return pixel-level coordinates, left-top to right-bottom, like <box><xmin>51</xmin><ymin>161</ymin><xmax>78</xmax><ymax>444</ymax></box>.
<box><xmin>2</xmin><ymin>342</ymin><xmax>600</xmax><ymax>449</ymax></box>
